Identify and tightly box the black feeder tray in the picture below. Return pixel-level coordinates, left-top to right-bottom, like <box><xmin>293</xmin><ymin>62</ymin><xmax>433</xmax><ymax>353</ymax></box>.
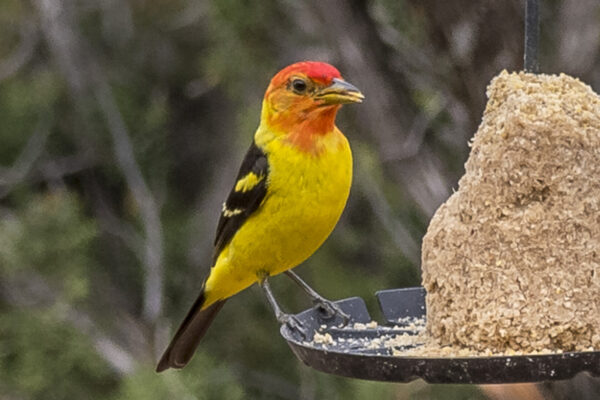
<box><xmin>280</xmin><ymin>287</ymin><xmax>600</xmax><ymax>384</ymax></box>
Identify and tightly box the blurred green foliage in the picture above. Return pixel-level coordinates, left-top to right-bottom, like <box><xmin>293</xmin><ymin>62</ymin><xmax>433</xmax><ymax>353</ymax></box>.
<box><xmin>0</xmin><ymin>191</ymin><xmax>95</xmax><ymax>302</ymax></box>
<box><xmin>0</xmin><ymin>311</ymin><xmax>118</xmax><ymax>400</ymax></box>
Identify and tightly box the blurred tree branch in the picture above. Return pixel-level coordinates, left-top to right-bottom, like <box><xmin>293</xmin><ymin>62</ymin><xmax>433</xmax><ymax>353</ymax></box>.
<box><xmin>1</xmin><ymin>272</ymin><xmax>138</xmax><ymax>375</ymax></box>
<box><xmin>0</xmin><ymin>20</ymin><xmax>38</xmax><ymax>82</ymax></box>
<box><xmin>38</xmin><ymin>152</ymin><xmax>97</xmax><ymax>184</ymax></box>
<box><xmin>355</xmin><ymin>160</ymin><xmax>420</xmax><ymax>265</ymax></box>
<box><xmin>95</xmin><ymin>78</ymin><xmax>166</xmax><ymax>326</ymax></box>
<box><xmin>0</xmin><ymin>118</ymin><xmax>51</xmax><ymax>198</ymax></box>
<box><xmin>89</xmin><ymin>177</ymin><xmax>145</xmax><ymax>260</ymax></box>
<box><xmin>308</xmin><ymin>0</ymin><xmax>452</xmax><ymax>216</ymax></box>
<box><xmin>34</xmin><ymin>0</ymin><xmax>165</xmax><ymax>331</ymax></box>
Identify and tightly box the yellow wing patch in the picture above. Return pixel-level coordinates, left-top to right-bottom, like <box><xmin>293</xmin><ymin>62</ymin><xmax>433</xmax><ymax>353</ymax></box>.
<box><xmin>234</xmin><ymin>172</ymin><xmax>264</xmax><ymax>193</ymax></box>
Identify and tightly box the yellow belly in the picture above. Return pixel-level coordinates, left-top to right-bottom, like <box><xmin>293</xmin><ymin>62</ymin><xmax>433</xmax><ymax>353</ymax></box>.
<box><xmin>203</xmin><ymin>129</ymin><xmax>352</xmax><ymax>307</ymax></box>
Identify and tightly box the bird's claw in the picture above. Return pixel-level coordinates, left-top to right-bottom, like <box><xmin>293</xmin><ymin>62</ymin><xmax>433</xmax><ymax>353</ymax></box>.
<box><xmin>278</xmin><ymin>313</ymin><xmax>307</xmax><ymax>338</ymax></box>
<box><xmin>314</xmin><ymin>299</ymin><xmax>350</xmax><ymax>326</ymax></box>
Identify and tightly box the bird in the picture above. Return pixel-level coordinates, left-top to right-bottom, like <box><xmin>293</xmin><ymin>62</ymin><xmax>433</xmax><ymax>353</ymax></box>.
<box><xmin>156</xmin><ymin>61</ymin><xmax>364</xmax><ymax>372</ymax></box>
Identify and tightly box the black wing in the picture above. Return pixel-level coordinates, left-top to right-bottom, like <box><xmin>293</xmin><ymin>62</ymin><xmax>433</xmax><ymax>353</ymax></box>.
<box><xmin>212</xmin><ymin>141</ymin><xmax>269</xmax><ymax>264</ymax></box>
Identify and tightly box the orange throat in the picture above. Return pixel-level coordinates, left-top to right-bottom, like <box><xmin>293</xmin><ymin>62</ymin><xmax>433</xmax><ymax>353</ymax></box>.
<box><xmin>265</xmin><ymin>105</ymin><xmax>340</xmax><ymax>155</ymax></box>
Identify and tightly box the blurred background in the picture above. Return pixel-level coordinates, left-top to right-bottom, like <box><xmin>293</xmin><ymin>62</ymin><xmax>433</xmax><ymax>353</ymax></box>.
<box><xmin>1</xmin><ymin>0</ymin><xmax>600</xmax><ymax>399</ymax></box>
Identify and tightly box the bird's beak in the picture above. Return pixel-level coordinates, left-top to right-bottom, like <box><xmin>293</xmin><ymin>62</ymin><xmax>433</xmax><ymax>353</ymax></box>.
<box><xmin>316</xmin><ymin>78</ymin><xmax>364</xmax><ymax>105</ymax></box>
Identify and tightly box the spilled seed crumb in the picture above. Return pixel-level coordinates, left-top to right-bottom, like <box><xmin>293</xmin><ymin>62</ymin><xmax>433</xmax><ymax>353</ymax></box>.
<box><xmin>312</xmin><ymin>332</ymin><xmax>334</xmax><ymax>345</ymax></box>
<box><xmin>307</xmin><ymin>315</ymin><xmax>596</xmax><ymax>357</ymax></box>
<box><xmin>352</xmin><ymin>321</ymin><xmax>379</xmax><ymax>330</ymax></box>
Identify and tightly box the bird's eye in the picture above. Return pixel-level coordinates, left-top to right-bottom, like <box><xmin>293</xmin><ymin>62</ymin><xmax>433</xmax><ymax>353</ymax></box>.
<box><xmin>291</xmin><ymin>79</ymin><xmax>307</xmax><ymax>94</ymax></box>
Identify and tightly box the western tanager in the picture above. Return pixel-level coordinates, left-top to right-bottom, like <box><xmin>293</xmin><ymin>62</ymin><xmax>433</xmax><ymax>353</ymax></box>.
<box><xmin>157</xmin><ymin>61</ymin><xmax>363</xmax><ymax>372</ymax></box>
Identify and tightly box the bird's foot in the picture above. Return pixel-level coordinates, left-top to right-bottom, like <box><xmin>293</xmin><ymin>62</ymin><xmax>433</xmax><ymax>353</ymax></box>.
<box><xmin>277</xmin><ymin>312</ymin><xmax>307</xmax><ymax>338</ymax></box>
<box><xmin>314</xmin><ymin>298</ymin><xmax>350</xmax><ymax>326</ymax></box>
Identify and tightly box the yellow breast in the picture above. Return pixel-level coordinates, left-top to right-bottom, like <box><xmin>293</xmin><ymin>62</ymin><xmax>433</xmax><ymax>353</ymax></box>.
<box><xmin>203</xmin><ymin>128</ymin><xmax>352</xmax><ymax>305</ymax></box>
<box><xmin>256</xmin><ymin>128</ymin><xmax>352</xmax><ymax>272</ymax></box>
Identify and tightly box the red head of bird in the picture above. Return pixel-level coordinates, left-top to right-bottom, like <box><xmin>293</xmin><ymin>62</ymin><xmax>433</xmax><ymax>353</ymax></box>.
<box><xmin>260</xmin><ymin>61</ymin><xmax>363</xmax><ymax>151</ymax></box>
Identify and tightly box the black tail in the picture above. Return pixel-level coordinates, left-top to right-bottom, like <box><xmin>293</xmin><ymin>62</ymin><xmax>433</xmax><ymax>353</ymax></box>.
<box><xmin>156</xmin><ymin>291</ymin><xmax>226</xmax><ymax>372</ymax></box>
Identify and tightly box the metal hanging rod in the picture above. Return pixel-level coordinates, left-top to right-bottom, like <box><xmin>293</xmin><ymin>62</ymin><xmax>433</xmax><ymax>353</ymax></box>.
<box><xmin>524</xmin><ymin>0</ymin><xmax>540</xmax><ymax>73</ymax></box>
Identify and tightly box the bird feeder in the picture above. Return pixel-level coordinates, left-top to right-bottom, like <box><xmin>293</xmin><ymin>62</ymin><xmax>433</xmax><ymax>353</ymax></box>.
<box><xmin>280</xmin><ymin>0</ymin><xmax>600</xmax><ymax>383</ymax></box>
